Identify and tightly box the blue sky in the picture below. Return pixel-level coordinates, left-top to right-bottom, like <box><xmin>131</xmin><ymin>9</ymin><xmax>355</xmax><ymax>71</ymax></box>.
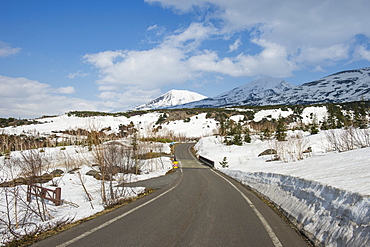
<box><xmin>1</xmin><ymin>0</ymin><xmax>370</xmax><ymax>118</ymax></box>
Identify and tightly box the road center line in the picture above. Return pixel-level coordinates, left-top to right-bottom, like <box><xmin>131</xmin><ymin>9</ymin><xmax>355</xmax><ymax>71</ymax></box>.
<box><xmin>57</xmin><ymin>168</ymin><xmax>183</xmax><ymax>247</ymax></box>
<box><xmin>211</xmin><ymin>169</ymin><xmax>283</xmax><ymax>247</ymax></box>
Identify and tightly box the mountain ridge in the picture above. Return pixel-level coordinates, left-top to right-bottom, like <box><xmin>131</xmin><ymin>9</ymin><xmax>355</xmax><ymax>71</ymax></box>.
<box><xmin>170</xmin><ymin>67</ymin><xmax>370</xmax><ymax>109</ymax></box>
<box><xmin>134</xmin><ymin>67</ymin><xmax>370</xmax><ymax>111</ymax></box>
<box><xmin>133</xmin><ymin>89</ymin><xmax>207</xmax><ymax>111</ymax></box>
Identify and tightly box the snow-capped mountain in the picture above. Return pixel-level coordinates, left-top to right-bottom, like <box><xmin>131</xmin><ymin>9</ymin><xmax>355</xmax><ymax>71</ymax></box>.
<box><xmin>214</xmin><ymin>76</ymin><xmax>294</xmax><ymax>105</ymax></box>
<box><xmin>172</xmin><ymin>67</ymin><xmax>370</xmax><ymax>109</ymax></box>
<box><xmin>136</xmin><ymin>67</ymin><xmax>370</xmax><ymax>111</ymax></box>
<box><xmin>134</xmin><ymin>90</ymin><xmax>207</xmax><ymax>111</ymax></box>
<box><xmin>172</xmin><ymin>77</ymin><xmax>294</xmax><ymax>108</ymax></box>
<box><xmin>265</xmin><ymin>67</ymin><xmax>370</xmax><ymax>105</ymax></box>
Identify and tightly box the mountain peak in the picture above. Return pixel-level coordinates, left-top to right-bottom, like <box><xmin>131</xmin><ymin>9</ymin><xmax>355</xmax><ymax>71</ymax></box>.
<box><xmin>134</xmin><ymin>90</ymin><xmax>207</xmax><ymax>111</ymax></box>
<box><xmin>169</xmin><ymin>76</ymin><xmax>294</xmax><ymax>109</ymax></box>
<box><xmin>216</xmin><ymin>76</ymin><xmax>294</xmax><ymax>98</ymax></box>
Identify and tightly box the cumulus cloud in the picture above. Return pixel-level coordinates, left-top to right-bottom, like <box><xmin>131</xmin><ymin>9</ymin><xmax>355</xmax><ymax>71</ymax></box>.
<box><xmin>0</xmin><ymin>76</ymin><xmax>49</xmax><ymax>97</ymax></box>
<box><xmin>0</xmin><ymin>75</ymin><xmax>106</xmax><ymax>118</ymax></box>
<box><xmin>295</xmin><ymin>44</ymin><xmax>350</xmax><ymax>65</ymax></box>
<box><xmin>98</xmin><ymin>88</ymin><xmax>162</xmax><ymax>109</ymax></box>
<box><xmin>57</xmin><ymin>86</ymin><xmax>76</xmax><ymax>94</ymax></box>
<box><xmin>146</xmin><ymin>0</ymin><xmax>370</xmax><ymax>67</ymax></box>
<box><xmin>83</xmin><ymin>23</ymin><xmax>220</xmax><ymax>90</ymax></box>
<box><xmin>0</xmin><ymin>41</ymin><xmax>21</xmax><ymax>57</ymax></box>
<box><xmin>84</xmin><ymin>21</ymin><xmax>295</xmax><ymax>97</ymax></box>
<box><xmin>88</xmin><ymin>0</ymin><xmax>370</xmax><ymax>91</ymax></box>
<box><xmin>188</xmin><ymin>39</ymin><xmax>296</xmax><ymax>77</ymax></box>
<box><xmin>84</xmin><ymin>0</ymin><xmax>370</xmax><ymax>110</ymax></box>
<box><xmin>84</xmin><ymin>47</ymin><xmax>191</xmax><ymax>88</ymax></box>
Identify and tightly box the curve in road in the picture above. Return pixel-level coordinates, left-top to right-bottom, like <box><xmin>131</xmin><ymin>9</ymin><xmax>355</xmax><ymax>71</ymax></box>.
<box><xmin>32</xmin><ymin>143</ymin><xmax>310</xmax><ymax>247</ymax></box>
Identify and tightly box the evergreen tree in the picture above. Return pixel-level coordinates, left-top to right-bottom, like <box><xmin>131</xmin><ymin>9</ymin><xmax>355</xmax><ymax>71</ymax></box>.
<box><xmin>232</xmin><ymin>122</ymin><xmax>243</xmax><ymax>145</ymax></box>
<box><xmin>353</xmin><ymin>100</ymin><xmax>368</xmax><ymax>128</ymax></box>
<box><xmin>260</xmin><ymin>127</ymin><xmax>272</xmax><ymax>141</ymax></box>
<box><xmin>275</xmin><ymin>117</ymin><xmax>287</xmax><ymax>141</ymax></box>
<box><xmin>219</xmin><ymin>157</ymin><xmax>228</xmax><ymax>168</ymax></box>
<box><xmin>219</xmin><ymin>117</ymin><xmax>227</xmax><ymax>136</ymax></box>
<box><xmin>309</xmin><ymin>113</ymin><xmax>319</xmax><ymax>134</ymax></box>
<box><xmin>244</xmin><ymin>126</ymin><xmax>251</xmax><ymax>143</ymax></box>
<box><xmin>320</xmin><ymin>116</ymin><xmax>329</xmax><ymax>130</ymax></box>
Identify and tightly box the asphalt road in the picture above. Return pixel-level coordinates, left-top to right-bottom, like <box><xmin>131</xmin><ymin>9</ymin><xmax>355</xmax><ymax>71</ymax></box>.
<box><xmin>33</xmin><ymin>143</ymin><xmax>310</xmax><ymax>247</ymax></box>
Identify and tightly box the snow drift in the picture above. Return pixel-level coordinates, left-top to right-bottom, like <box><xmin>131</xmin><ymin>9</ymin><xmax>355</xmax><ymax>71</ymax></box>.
<box><xmin>223</xmin><ymin>170</ymin><xmax>370</xmax><ymax>247</ymax></box>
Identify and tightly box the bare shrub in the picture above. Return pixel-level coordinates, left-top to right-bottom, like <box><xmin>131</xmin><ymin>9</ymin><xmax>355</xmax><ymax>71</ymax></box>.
<box><xmin>269</xmin><ymin>133</ymin><xmax>310</xmax><ymax>163</ymax></box>
<box><xmin>18</xmin><ymin>149</ymin><xmax>48</xmax><ymax>180</ymax></box>
<box><xmin>324</xmin><ymin>128</ymin><xmax>370</xmax><ymax>152</ymax></box>
<box><xmin>0</xmin><ymin>155</ymin><xmax>74</xmax><ymax>245</ymax></box>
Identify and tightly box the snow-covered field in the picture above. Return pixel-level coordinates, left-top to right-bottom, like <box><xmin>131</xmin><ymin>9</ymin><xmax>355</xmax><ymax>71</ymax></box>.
<box><xmin>2</xmin><ymin>112</ymin><xmax>217</xmax><ymax>139</ymax></box>
<box><xmin>1</xmin><ymin>109</ymin><xmax>369</xmax><ymax>246</ymax></box>
<box><xmin>0</xmin><ymin>142</ymin><xmax>173</xmax><ymax>245</ymax></box>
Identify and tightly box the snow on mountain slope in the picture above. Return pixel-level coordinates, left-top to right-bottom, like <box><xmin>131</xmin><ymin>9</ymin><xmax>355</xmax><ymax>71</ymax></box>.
<box><xmin>134</xmin><ymin>90</ymin><xmax>207</xmax><ymax>111</ymax></box>
<box><xmin>214</xmin><ymin>76</ymin><xmax>294</xmax><ymax>104</ymax></box>
<box><xmin>172</xmin><ymin>77</ymin><xmax>294</xmax><ymax>108</ymax></box>
<box><xmin>266</xmin><ymin>67</ymin><xmax>370</xmax><ymax>105</ymax></box>
<box><xmin>171</xmin><ymin>67</ymin><xmax>370</xmax><ymax>109</ymax></box>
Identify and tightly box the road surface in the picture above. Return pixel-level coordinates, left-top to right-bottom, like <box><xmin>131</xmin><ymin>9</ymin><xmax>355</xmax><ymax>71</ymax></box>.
<box><xmin>33</xmin><ymin>143</ymin><xmax>310</xmax><ymax>247</ymax></box>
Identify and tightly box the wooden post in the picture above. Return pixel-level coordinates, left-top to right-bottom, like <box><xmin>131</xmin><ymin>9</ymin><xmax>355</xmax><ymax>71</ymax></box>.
<box><xmin>55</xmin><ymin>187</ymin><xmax>61</xmax><ymax>206</ymax></box>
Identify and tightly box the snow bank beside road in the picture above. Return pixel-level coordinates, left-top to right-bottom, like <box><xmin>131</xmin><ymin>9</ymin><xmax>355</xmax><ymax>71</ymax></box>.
<box><xmin>195</xmin><ymin>135</ymin><xmax>370</xmax><ymax>195</ymax></box>
<box><xmin>223</xmin><ymin>170</ymin><xmax>370</xmax><ymax>247</ymax></box>
<box><xmin>195</xmin><ymin>133</ymin><xmax>370</xmax><ymax>246</ymax></box>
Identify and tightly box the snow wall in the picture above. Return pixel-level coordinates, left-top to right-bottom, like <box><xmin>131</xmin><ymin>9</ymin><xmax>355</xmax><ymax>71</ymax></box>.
<box><xmin>222</xmin><ymin>170</ymin><xmax>370</xmax><ymax>247</ymax></box>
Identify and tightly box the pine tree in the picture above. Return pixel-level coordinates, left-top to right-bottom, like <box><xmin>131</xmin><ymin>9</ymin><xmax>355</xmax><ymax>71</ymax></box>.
<box><xmin>244</xmin><ymin>126</ymin><xmax>251</xmax><ymax>143</ymax></box>
<box><xmin>219</xmin><ymin>157</ymin><xmax>228</xmax><ymax>168</ymax></box>
<box><xmin>232</xmin><ymin>122</ymin><xmax>243</xmax><ymax>145</ymax></box>
<box><xmin>275</xmin><ymin>117</ymin><xmax>287</xmax><ymax>141</ymax></box>
<box><xmin>260</xmin><ymin>127</ymin><xmax>272</xmax><ymax>141</ymax></box>
<box><xmin>310</xmin><ymin>113</ymin><xmax>319</xmax><ymax>134</ymax></box>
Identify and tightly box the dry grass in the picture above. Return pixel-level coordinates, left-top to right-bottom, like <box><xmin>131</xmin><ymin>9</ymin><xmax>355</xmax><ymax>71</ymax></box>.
<box><xmin>4</xmin><ymin>188</ymin><xmax>155</xmax><ymax>247</ymax></box>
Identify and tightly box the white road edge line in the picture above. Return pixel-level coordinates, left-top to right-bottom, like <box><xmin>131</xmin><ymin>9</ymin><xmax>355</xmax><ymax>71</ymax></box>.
<box><xmin>211</xmin><ymin>169</ymin><xmax>283</xmax><ymax>247</ymax></box>
<box><xmin>57</xmin><ymin>168</ymin><xmax>183</xmax><ymax>247</ymax></box>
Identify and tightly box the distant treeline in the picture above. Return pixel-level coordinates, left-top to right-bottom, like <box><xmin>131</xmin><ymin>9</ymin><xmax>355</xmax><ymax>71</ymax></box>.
<box><xmin>0</xmin><ymin>118</ymin><xmax>40</xmax><ymax>128</ymax></box>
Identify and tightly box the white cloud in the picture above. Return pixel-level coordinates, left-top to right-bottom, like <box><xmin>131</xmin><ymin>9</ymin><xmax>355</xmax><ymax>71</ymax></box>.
<box><xmin>146</xmin><ymin>0</ymin><xmax>370</xmax><ymax>67</ymax></box>
<box><xmin>0</xmin><ymin>75</ymin><xmax>108</xmax><ymax>118</ymax></box>
<box><xmin>145</xmin><ymin>0</ymin><xmax>205</xmax><ymax>12</ymax></box>
<box><xmin>83</xmin><ymin>50</ymin><xmax>124</xmax><ymax>69</ymax></box>
<box><xmin>188</xmin><ymin>39</ymin><xmax>296</xmax><ymax>77</ymax></box>
<box><xmin>0</xmin><ymin>76</ymin><xmax>49</xmax><ymax>97</ymax></box>
<box><xmin>84</xmin><ymin>0</ymin><xmax>370</xmax><ymax>110</ymax></box>
<box><xmin>312</xmin><ymin>65</ymin><xmax>325</xmax><ymax>72</ymax></box>
<box><xmin>353</xmin><ymin>45</ymin><xmax>370</xmax><ymax>61</ymax></box>
<box><xmin>84</xmin><ymin>22</ymin><xmax>298</xmax><ymax>103</ymax></box>
<box><xmin>228</xmin><ymin>38</ymin><xmax>242</xmax><ymax>52</ymax></box>
<box><xmin>162</xmin><ymin>22</ymin><xmax>217</xmax><ymax>49</ymax></box>
<box><xmin>295</xmin><ymin>44</ymin><xmax>350</xmax><ymax>65</ymax></box>
<box><xmin>98</xmin><ymin>88</ymin><xmax>161</xmax><ymax>109</ymax></box>
<box><xmin>84</xmin><ymin>47</ymin><xmax>192</xmax><ymax>89</ymax></box>
<box><xmin>57</xmin><ymin>86</ymin><xmax>76</xmax><ymax>94</ymax></box>
<box><xmin>83</xmin><ymin>23</ymin><xmax>217</xmax><ymax>90</ymax></box>
<box><xmin>147</xmin><ymin>24</ymin><xmax>159</xmax><ymax>31</ymax></box>
<box><xmin>67</xmin><ymin>70</ymin><xmax>89</xmax><ymax>79</ymax></box>
<box><xmin>0</xmin><ymin>41</ymin><xmax>21</xmax><ymax>57</ymax></box>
